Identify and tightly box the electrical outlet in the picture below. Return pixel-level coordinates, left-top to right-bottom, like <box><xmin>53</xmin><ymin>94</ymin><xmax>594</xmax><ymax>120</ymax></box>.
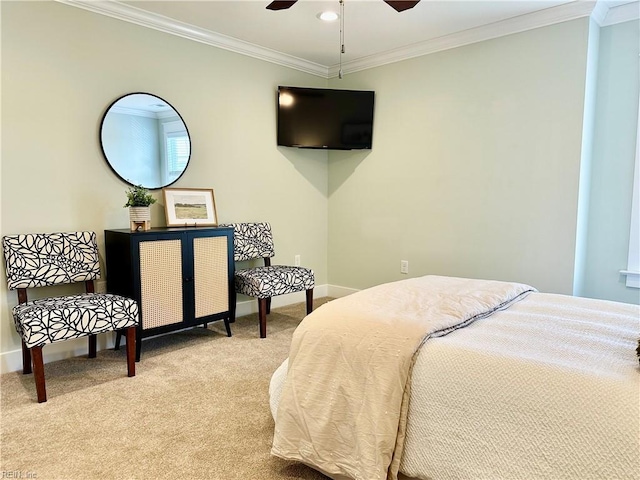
<box><xmin>400</xmin><ymin>260</ymin><xmax>409</xmax><ymax>274</ymax></box>
<box><xmin>294</xmin><ymin>254</ymin><xmax>301</xmax><ymax>266</ymax></box>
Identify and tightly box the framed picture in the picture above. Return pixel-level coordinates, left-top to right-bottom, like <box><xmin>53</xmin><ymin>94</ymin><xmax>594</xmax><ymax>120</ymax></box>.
<box><xmin>163</xmin><ymin>188</ymin><xmax>218</xmax><ymax>227</ymax></box>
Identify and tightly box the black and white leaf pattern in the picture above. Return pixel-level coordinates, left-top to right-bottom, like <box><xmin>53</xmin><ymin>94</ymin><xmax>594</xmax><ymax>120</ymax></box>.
<box><xmin>3</xmin><ymin>232</ymin><xmax>100</xmax><ymax>289</ymax></box>
<box><xmin>235</xmin><ymin>265</ymin><xmax>314</xmax><ymax>298</ymax></box>
<box><xmin>3</xmin><ymin>232</ymin><xmax>139</xmax><ymax>348</ymax></box>
<box><xmin>221</xmin><ymin>223</ymin><xmax>314</xmax><ymax>299</ymax></box>
<box><xmin>220</xmin><ymin>223</ymin><xmax>276</xmax><ymax>262</ymax></box>
<box><xmin>12</xmin><ymin>293</ymin><xmax>139</xmax><ymax>348</ymax></box>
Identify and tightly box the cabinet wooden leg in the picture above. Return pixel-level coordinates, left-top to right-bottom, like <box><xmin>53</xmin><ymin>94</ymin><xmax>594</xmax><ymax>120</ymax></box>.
<box><xmin>135</xmin><ymin>332</ymin><xmax>142</xmax><ymax>363</ymax></box>
<box><xmin>223</xmin><ymin>319</ymin><xmax>232</xmax><ymax>337</ymax></box>
<box><xmin>230</xmin><ymin>290</ymin><xmax>237</xmax><ymax>323</ymax></box>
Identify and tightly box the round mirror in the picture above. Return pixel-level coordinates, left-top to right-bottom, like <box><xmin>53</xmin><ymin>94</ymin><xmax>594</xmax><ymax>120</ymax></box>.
<box><xmin>100</xmin><ymin>92</ymin><xmax>191</xmax><ymax>189</ymax></box>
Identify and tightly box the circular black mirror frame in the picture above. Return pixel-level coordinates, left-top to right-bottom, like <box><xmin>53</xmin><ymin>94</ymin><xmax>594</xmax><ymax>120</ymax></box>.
<box><xmin>99</xmin><ymin>92</ymin><xmax>191</xmax><ymax>190</ymax></box>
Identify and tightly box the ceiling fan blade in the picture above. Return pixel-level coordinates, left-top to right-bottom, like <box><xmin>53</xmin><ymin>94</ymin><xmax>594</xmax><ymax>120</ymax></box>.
<box><xmin>266</xmin><ymin>1</ymin><xmax>298</xmax><ymax>10</ymax></box>
<box><xmin>384</xmin><ymin>1</ymin><xmax>420</xmax><ymax>12</ymax></box>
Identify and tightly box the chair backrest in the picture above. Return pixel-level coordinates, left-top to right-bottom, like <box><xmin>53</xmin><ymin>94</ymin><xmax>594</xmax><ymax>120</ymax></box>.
<box><xmin>2</xmin><ymin>231</ymin><xmax>101</xmax><ymax>290</ymax></box>
<box><xmin>222</xmin><ymin>223</ymin><xmax>275</xmax><ymax>262</ymax></box>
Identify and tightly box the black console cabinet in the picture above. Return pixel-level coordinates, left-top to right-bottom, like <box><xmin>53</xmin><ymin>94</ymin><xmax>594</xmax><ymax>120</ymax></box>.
<box><xmin>105</xmin><ymin>227</ymin><xmax>234</xmax><ymax>360</ymax></box>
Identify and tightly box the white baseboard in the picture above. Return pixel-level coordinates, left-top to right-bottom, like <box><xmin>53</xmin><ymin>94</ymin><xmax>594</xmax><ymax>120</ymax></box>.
<box><xmin>0</xmin><ymin>283</ymin><xmax>357</xmax><ymax>374</ymax></box>
<box><xmin>327</xmin><ymin>284</ymin><xmax>360</xmax><ymax>298</ymax></box>
<box><xmin>0</xmin><ymin>333</ymin><xmax>117</xmax><ymax>375</ymax></box>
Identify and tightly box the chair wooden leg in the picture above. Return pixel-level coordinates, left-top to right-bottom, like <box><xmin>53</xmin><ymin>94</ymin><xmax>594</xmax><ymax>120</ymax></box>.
<box><xmin>266</xmin><ymin>297</ymin><xmax>272</xmax><ymax>315</ymax></box>
<box><xmin>258</xmin><ymin>298</ymin><xmax>268</xmax><ymax>338</ymax></box>
<box><xmin>31</xmin><ymin>346</ymin><xmax>47</xmax><ymax>403</ymax></box>
<box><xmin>21</xmin><ymin>341</ymin><xmax>32</xmax><ymax>374</ymax></box>
<box><xmin>306</xmin><ymin>288</ymin><xmax>314</xmax><ymax>315</ymax></box>
<box><xmin>125</xmin><ymin>326</ymin><xmax>136</xmax><ymax>377</ymax></box>
<box><xmin>88</xmin><ymin>334</ymin><xmax>97</xmax><ymax>358</ymax></box>
<box><xmin>114</xmin><ymin>330</ymin><xmax>122</xmax><ymax>350</ymax></box>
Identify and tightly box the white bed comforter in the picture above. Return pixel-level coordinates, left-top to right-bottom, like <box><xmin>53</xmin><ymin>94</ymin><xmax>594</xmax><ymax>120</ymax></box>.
<box><xmin>270</xmin><ymin>277</ymin><xmax>640</xmax><ymax>480</ymax></box>
<box><xmin>271</xmin><ymin>276</ymin><xmax>535</xmax><ymax>480</ymax></box>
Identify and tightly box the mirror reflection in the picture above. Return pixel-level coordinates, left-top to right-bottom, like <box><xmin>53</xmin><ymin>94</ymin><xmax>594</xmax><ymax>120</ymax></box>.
<box><xmin>100</xmin><ymin>92</ymin><xmax>191</xmax><ymax>189</ymax></box>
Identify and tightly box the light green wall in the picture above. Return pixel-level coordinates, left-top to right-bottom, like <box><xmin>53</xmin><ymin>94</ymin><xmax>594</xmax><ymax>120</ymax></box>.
<box><xmin>327</xmin><ymin>19</ymin><xmax>590</xmax><ymax>294</ymax></box>
<box><xmin>580</xmin><ymin>19</ymin><xmax>640</xmax><ymax>304</ymax></box>
<box><xmin>0</xmin><ymin>2</ymin><xmax>329</xmax><ymax>356</ymax></box>
<box><xmin>2</xmin><ymin>2</ymin><xmax>636</xmax><ymax>367</ymax></box>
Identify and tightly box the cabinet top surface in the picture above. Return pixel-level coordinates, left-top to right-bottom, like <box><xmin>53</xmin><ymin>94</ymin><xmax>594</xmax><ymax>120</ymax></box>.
<box><xmin>106</xmin><ymin>226</ymin><xmax>232</xmax><ymax>235</ymax></box>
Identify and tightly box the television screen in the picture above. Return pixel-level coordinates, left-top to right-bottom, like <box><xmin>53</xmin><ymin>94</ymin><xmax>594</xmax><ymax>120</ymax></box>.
<box><xmin>277</xmin><ymin>86</ymin><xmax>375</xmax><ymax>150</ymax></box>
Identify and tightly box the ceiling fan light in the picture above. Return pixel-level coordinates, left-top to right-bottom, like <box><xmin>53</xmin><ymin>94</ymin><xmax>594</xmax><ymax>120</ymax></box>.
<box><xmin>318</xmin><ymin>11</ymin><xmax>339</xmax><ymax>22</ymax></box>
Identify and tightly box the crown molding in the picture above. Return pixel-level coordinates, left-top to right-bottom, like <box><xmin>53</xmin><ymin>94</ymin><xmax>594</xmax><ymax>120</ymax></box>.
<box><xmin>57</xmin><ymin>0</ymin><xmax>633</xmax><ymax>80</ymax></box>
<box><xmin>328</xmin><ymin>1</ymin><xmax>597</xmax><ymax>77</ymax></box>
<box><xmin>591</xmin><ymin>0</ymin><xmax>611</xmax><ymax>24</ymax></box>
<box><xmin>601</xmin><ymin>1</ymin><xmax>640</xmax><ymax>26</ymax></box>
<box><xmin>55</xmin><ymin>0</ymin><xmax>329</xmax><ymax>78</ymax></box>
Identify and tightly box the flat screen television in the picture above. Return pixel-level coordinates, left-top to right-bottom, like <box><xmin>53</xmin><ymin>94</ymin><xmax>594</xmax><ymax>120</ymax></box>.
<box><xmin>276</xmin><ymin>86</ymin><xmax>375</xmax><ymax>150</ymax></box>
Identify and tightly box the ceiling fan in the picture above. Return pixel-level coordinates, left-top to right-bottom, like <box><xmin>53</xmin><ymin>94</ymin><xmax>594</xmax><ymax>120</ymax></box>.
<box><xmin>266</xmin><ymin>0</ymin><xmax>420</xmax><ymax>78</ymax></box>
<box><xmin>266</xmin><ymin>1</ymin><xmax>420</xmax><ymax>13</ymax></box>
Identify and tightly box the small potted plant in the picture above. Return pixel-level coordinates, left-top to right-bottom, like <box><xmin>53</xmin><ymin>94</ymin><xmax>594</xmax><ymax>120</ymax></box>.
<box><xmin>124</xmin><ymin>185</ymin><xmax>156</xmax><ymax>231</ymax></box>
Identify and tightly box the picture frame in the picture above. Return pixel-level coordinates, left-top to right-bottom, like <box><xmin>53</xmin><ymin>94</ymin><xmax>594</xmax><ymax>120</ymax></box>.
<box><xmin>162</xmin><ymin>188</ymin><xmax>218</xmax><ymax>227</ymax></box>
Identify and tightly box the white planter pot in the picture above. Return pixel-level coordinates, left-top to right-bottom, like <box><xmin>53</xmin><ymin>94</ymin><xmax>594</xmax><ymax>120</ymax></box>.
<box><xmin>129</xmin><ymin>206</ymin><xmax>151</xmax><ymax>231</ymax></box>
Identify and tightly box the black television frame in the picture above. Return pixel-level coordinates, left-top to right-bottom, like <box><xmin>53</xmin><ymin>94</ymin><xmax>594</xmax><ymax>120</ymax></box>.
<box><xmin>276</xmin><ymin>86</ymin><xmax>375</xmax><ymax>150</ymax></box>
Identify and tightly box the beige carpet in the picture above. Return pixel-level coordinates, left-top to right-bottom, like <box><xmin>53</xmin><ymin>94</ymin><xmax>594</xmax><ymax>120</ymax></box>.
<box><xmin>0</xmin><ymin>299</ymin><xmax>332</xmax><ymax>480</ymax></box>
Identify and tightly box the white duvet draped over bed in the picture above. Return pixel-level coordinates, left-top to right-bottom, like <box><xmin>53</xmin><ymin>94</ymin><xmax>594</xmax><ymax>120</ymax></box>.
<box><xmin>271</xmin><ymin>275</ymin><xmax>535</xmax><ymax>480</ymax></box>
<box><xmin>270</xmin><ymin>276</ymin><xmax>640</xmax><ymax>480</ymax></box>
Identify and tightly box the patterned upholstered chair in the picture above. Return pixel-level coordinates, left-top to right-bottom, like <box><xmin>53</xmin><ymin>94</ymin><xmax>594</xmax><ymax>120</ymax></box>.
<box><xmin>222</xmin><ymin>223</ymin><xmax>314</xmax><ymax>338</ymax></box>
<box><xmin>2</xmin><ymin>231</ymin><xmax>139</xmax><ymax>403</ymax></box>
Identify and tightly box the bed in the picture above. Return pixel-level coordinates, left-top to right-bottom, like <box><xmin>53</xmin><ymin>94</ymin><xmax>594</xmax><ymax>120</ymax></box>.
<box><xmin>268</xmin><ymin>275</ymin><xmax>639</xmax><ymax>480</ymax></box>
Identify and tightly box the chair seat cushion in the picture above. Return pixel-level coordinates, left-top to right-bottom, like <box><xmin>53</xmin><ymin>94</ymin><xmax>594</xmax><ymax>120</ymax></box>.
<box><xmin>12</xmin><ymin>293</ymin><xmax>139</xmax><ymax>348</ymax></box>
<box><xmin>235</xmin><ymin>265</ymin><xmax>314</xmax><ymax>299</ymax></box>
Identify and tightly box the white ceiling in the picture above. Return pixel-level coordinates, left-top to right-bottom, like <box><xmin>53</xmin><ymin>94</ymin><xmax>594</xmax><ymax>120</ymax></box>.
<box><xmin>60</xmin><ymin>0</ymin><xmax>638</xmax><ymax>77</ymax></box>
